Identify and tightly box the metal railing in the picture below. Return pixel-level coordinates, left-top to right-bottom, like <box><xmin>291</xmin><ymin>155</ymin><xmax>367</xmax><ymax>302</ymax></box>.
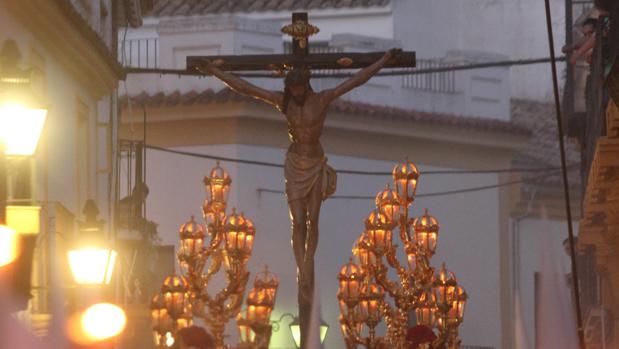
<box><xmin>118</xmin><ymin>37</ymin><xmax>159</xmax><ymax>68</ymax></box>
<box><xmin>401</xmin><ymin>59</ymin><xmax>456</xmax><ymax>94</ymax></box>
<box><xmin>573</xmin><ymin>0</ymin><xmax>594</xmax><ymax>19</ymax></box>
<box><xmin>582</xmin><ymin>16</ymin><xmax>611</xmax><ymax>186</ymax></box>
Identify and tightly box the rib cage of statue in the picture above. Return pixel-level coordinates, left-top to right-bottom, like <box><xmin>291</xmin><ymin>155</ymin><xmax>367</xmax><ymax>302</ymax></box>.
<box><xmin>338</xmin><ymin>160</ymin><xmax>468</xmax><ymax>349</ymax></box>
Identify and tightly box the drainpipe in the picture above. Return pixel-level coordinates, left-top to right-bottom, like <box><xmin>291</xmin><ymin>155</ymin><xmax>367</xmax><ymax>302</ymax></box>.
<box><xmin>511</xmin><ymin>188</ymin><xmax>537</xmax><ymax>348</ymax></box>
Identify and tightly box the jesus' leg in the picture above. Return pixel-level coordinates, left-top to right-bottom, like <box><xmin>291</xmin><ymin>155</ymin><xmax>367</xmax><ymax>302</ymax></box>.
<box><xmin>289</xmin><ymin>198</ymin><xmax>308</xmax><ymax>278</ymax></box>
<box><xmin>298</xmin><ymin>182</ymin><xmax>323</xmax><ymax>348</ymax></box>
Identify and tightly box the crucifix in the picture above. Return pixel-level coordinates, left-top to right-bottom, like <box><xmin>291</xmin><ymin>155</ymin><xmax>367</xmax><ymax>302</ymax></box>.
<box><xmin>187</xmin><ymin>12</ymin><xmax>416</xmax><ymax>349</ymax></box>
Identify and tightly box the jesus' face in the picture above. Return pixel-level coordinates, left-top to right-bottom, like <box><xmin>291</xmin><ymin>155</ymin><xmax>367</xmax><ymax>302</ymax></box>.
<box><xmin>289</xmin><ymin>84</ymin><xmax>308</xmax><ymax>105</ymax></box>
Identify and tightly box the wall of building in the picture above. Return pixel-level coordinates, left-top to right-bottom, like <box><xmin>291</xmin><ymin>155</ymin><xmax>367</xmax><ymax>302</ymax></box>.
<box><xmin>514</xmin><ymin>215</ymin><xmax>579</xmax><ymax>347</ymax></box>
<box><xmin>392</xmin><ymin>0</ymin><xmax>567</xmax><ymax>101</ymax></box>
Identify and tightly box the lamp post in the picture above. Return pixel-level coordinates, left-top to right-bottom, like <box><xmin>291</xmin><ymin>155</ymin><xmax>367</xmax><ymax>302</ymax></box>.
<box><xmin>67</xmin><ymin>200</ymin><xmax>118</xmax><ymax>286</ymax></box>
<box><xmin>0</xmin><ymin>39</ymin><xmax>47</xmax><ymax>312</ymax></box>
<box><xmin>338</xmin><ymin>160</ymin><xmax>467</xmax><ymax>349</ymax></box>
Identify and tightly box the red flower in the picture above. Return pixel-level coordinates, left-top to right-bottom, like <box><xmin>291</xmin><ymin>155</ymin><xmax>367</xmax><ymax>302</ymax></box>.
<box><xmin>406</xmin><ymin>325</ymin><xmax>437</xmax><ymax>349</ymax></box>
<box><xmin>177</xmin><ymin>326</ymin><xmax>214</xmax><ymax>349</ymax></box>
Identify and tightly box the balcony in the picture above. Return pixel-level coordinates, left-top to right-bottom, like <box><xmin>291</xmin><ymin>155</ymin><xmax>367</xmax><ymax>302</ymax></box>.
<box><xmin>573</xmin><ymin>7</ymin><xmax>619</xmax><ymax>349</ymax></box>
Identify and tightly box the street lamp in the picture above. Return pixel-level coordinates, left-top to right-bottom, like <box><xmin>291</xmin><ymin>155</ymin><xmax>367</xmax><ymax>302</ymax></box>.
<box><xmin>274</xmin><ymin>312</ymin><xmax>329</xmax><ymax>348</ymax></box>
<box><xmin>67</xmin><ymin>200</ymin><xmax>117</xmax><ymax>286</ymax></box>
<box><xmin>0</xmin><ymin>39</ymin><xmax>47</xmax><ymax>312</ymax></box>
<box><xmin>0</xmin><ymin>40</ymin><xmax>47</xmax><ymax>156</ymax></box>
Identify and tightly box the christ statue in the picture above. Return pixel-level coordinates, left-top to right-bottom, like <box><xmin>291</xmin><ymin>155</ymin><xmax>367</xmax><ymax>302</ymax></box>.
<box><xmin>203</xmin><ymin>47</ymin><xmax>402</xmax><ymax>347</ymax></box>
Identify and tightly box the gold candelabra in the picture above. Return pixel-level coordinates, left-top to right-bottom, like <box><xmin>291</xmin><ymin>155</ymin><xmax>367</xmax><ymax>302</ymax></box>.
<box><xmin>151</xmin><ymin>162</ymin><xmax>279</xmax><ymax>349</ymax></box>
<box><xmin>338</xmin><ymin>160</ymin><xmax>468</xmax><ymax>349</ymax></box>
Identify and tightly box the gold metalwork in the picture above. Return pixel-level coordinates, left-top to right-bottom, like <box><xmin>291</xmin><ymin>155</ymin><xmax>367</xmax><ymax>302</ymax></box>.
<box><xmin>338</xmin><ymin>160</ymin><xmax>467</xmax><ymax>349</ymax></box>
<box><xmin>281</xmin><ymin>20</ymin><xmax>320</xmax><ymax>49</ymax></box>
<box><xmin>152</xmin><ymin>163</ymin><xmax>279</xmax><ymax>349</ymax></box>
<box><xmin>337</xmin><ymin>57</ymin><xmax>354</xmax><ymax>67</ymax></box>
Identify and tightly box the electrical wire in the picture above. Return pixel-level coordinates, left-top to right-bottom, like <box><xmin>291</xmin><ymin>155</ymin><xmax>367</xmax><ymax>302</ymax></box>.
<box><xmin>145</xmin><ymin>144</ymin><xmax>574</xmax><ymax>176</ymax></box>
<box><xmin>256</xmin><ymin>168</ymin><xmax>574</xmax><ymax>199</ymax></box>
<box><xmin>544</xmin><ymin>0</ymin><xmax>584</xmax><ymax>347</ymax></box>
<box><xmin>124</xmin><ymin>56</ymin><xmax>567</xmax><ymax>79</ymax></box>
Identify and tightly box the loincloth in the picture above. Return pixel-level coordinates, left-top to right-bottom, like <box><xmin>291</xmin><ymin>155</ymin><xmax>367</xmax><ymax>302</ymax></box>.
<box><xmin>284</xmin><ymin>151</ymin><xmax>337</xmax><ymax>203</ymax></box>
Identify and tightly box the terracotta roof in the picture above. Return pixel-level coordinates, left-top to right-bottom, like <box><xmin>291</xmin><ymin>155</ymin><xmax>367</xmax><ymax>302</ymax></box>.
<box><xmin>511</xmin><ymin>98</ymin><xmax>581</xmax><ymax>187</ymax></box>
<box><xmin>122</xmin><ymin>88</ymin><xmax>530</xmax><ymax>135</ymax></box>
<box><xmin>148</xmin><ymin>0</ymin><xmax>391</xmax><ymax>17</ymax></box>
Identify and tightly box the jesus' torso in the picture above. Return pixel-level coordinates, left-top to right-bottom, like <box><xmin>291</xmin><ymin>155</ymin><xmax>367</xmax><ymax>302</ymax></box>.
<box><xmin>282</xmin><ymin>91</ymin><xmax>328</xmax><ymax>158</ymax></box>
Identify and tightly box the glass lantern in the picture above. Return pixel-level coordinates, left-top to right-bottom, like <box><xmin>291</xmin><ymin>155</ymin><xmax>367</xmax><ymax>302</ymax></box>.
<box><xmin>447</xmin><ymin>285</ymin><xmax>468</xmax><ymax>326</ymax></box>
<box><xmin>375</xmin><ymin>185</ymin><xmax>401</xmax><ymax>227</ymax></box>
<box><xmin>411</xmin><ymin>209</ymin><xmax>439</xmax><ymax>258</ymax></box>
<box><xmin>365</xmin><ymin>210</ymin><xmax>392</xmax><ymax>256</ymax></box>
<box><xmin>203</xmin><ymin>161</ymin><xmax>231</xmax><ymax>211</ymax></box>
<box><xmin>151</xmin><ymin>293</ymin><xmax>173</xmax><ymax>347</ymax></box>
<box><xmin>161</xmin><ymin>274</ymin><xmax>190</xmax><ymax>320</ymax></box>
<box><xmin>352</xmin><ymin>234</ymin><xmax>376</xmax><ymax>270</ymax></box>
<box><xmin>254</xmin><ymin>265</ymin><xmax>279</xmax><ymax>301</ymax></box>
<box><xmin>415</xmin><ymin>290</ymin><xmax>438</xmax><ymax>327</ymax></box>
<box><xmin>337</xmin><ymin>259</ymin><xmax>364</xmax><ymax>307</ymax></box>
<box><xmin>391</xmin><ymin>160</ymin><xmax>420</xmax><ymax>204</ymax></box>
<box><xmin>223</xmin><ymin>210</ymin><xmax>254</xmax><ymax>258</ymax></box>
<box><xmin>178</xmin><ymin>216</ymin><xmax>205</xmax><ymax>260</ymax></box>
<box><xmin>432</xmin><ymin>264</ymin><xmax>458</xmax><ymax>312</ymax></box>
<box><xmin>358</xmin><ymin>282</ymin><xmax>384</xmax><ymax>325</ymax></box>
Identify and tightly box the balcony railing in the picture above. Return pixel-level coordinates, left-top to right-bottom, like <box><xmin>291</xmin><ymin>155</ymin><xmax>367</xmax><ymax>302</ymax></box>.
<box><xmin>401</xmin><ymin>59</ymin><xmax>456</xmax><ymax>94</ymax></box>
<box><xmin>118</xmin><ymin>37</ymin><xmax>159</xmax><ymax>68</ymax></box>
<box><xmin>581</xmin><ymin>16</ymin><xmax>613</xmax><ymax>187</ymax></box>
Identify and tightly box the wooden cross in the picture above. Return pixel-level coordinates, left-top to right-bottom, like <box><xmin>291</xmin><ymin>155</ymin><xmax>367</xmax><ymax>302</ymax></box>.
<box><xmin>185</xmin><ymin>12</ymin><xmax>416</xmax><ymax>349</ymax></box>
<box><xmin>187</xmin><ymin>12</ymin><xmax>416</xmax><ymax>73</ymax></box>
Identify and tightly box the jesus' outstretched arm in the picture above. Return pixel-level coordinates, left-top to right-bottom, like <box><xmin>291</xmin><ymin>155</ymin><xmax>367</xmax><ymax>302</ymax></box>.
<box><xmin>203</xmin><ymin>63</ymin><xmax>283</xmax><ymax>108</ymax></box>
<box><xmin>320</xmin><ymin>48</ymin><xmax>402</xmax><ymax>103</ymax></box>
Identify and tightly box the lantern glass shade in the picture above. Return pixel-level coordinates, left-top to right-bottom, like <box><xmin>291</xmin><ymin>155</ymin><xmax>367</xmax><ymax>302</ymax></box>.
<box><xmin>6</xmin><ymin>205</ymin><xmax>40</xmax><ymax>235</ymax></box>
<box><xmin>449</xmin><ymin>286</ymin><xmax>468</xmax><ymax>324</ymax></box>
<box><xmin>68</xmin><ymin>248</ymin><xmax>117</xmax><ymax>285</ymax></box>
<box><xmin>0</xmin><ymin>225</ymin><xmax>19</xmax><ymax>267</ymax></box>
<box><xmin>290</xmin><ymin>318</ymin><xmax>301</xmax><ymax>348</ymax></box>
<box><xmin>254</xmin><ymin>265</ymin><xmax>279</xmax><ymax>301</ymax></box>
<box><xmin>391</xmin><ymin>161</ymin><xmax>420</xmax><ymax>203</ymax></box>
<box><xmin>433</xmin><ymin>265</ymin><xmax>458</xmax><ymax>307</ymax></box>
<box><xmin>224</xmin><ymin>211</ymin><xmax>254</xmax><ymax>257</ymax></box>
<box><xmin>204</xmin><ymin>162</ymin><xmax>231</xmax><ymax>206</ymax></box>
<box><xmin>178</xmin><ymin>217</ymin><xmax>205</xmax><ymax>259</ymax></box>
<box><xmin>161</xmin><ymin>275</ymin><xmax>189</xmax><ymax>319</ymax></box>
<box><xmin>415</xmin><ymin>291</ymin><xmax>438</xmax><ymax>327</ymax></box>
<box><xmin>375</xmin><ymin>186</ymin><xmax>401</xmax><ymax>226</ymax></box>
<box><xmin>338</xmin><ymin>260</ymin><xmax>363</xmax><ymax>305</ymax></box>
<box><xmin>238</xmin><ymin>318</ymin><xmax>255</xmax><ymax>343</ymax></box>
<box><xmin>289</xmin><ymin>317</ymin><xmax>328</xmax><ymax>348</ymax></box>
<box><xmin>365</xmin><ymin>210</ymin><xmax>392</xmax><ymax>256</ymax></box>
<box><xmin>412</xmin><ymin>209</ymin><xmax>439</xmax><ymax>256</ymax></box>
<box><xmin>353</xmin><ymin>235</ymin><xmax>376</xmax><ymax>269</ymax></box>
<box><xmin>359</xmin><ymin>283</ymin><xmax>384</xmax><ymax>323</ymax></box>
<box><xmin>0</xmin><ymin>102</ymin><xmax>47</xmax><ymax>156</ymax></box>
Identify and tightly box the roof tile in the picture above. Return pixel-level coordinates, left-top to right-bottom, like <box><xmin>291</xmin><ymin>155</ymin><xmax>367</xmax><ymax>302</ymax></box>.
<box><xmin>122</xmin><ymin>88</ymin><xmax>530</xmax><ymax>137</ymax></box>
<box><xmin>147</xmin><ymin>0</ymin><xmax>392</xmax><ymax>16</ymax></box>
